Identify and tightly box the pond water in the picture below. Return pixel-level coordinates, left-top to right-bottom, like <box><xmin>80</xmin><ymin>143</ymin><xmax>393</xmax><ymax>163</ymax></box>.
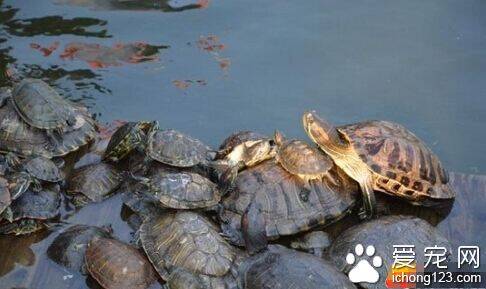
<box><xmin>0</xmin><ymin>1</ymin><xmax>485</xmax><ymax>288</ymax></box>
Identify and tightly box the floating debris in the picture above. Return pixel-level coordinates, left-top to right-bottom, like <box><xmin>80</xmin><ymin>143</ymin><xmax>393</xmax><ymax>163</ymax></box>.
<box><xmin>172</xmin><ymin>79</ymin><xmax>207</xmax><ymax>90</ymax></box>
<box><xmin>197</xmin><ymin>34</ymin><xmax>230</xmax><ymax>74</ymax></box>
<box><xmin>30</xmin><ymin>41</ymin><xmax>60</xmax><ymax>57</ymax></box>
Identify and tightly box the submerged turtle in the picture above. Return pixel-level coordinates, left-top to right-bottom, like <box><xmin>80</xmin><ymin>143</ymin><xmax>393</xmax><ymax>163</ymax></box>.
<box><xmin>213</xmin><ymin>131</ymin><xmax>277</xmax><ymax>191</ymax></box>
<box><xmin>0</xmin><ymin>186</ymin><xmax>60</xmax><ymax>235</ymax></box>
<box><xmin>140</xmin><ymin>211</ymin><xmax>237</xmax><ymax>280</ymax></box>
<box><xmin>290</xmin><ymin>231</ymin><xmax>331</xmax><ymax>258</ymax></box>
<box><xmin>329</xmin><ymin>215</ymin><xmax>451</xmax><ymax>289</ymax></box>
<box><xmin>139</xmin><ymin>166</ymin><xmax>221</xmax><ymax>210</ymax></box>
<box><xmin>303</xmin><ymin>111</ymin><xmax>456</xmax><ymax>218</ymax></box>
<box><xmin>66</xmin><ymin>163</ymin><xmax>122</xmax><ymax>206</ymax></box>
<box><xmin>274</xmin><ymin>130</ymin><xmax>333</xmax><ymax>201</ymax></box>
<box><xmin>146</xmin><ymin>129</ymin><xmax>212</xmax><ymax>168</ymax></box>
<box><xmin>219</xmin><ymin>160</ymin><xmax>358</xmax><ymax>247</ymax></box>
<box><xmin>104</xmin><ymin>121</ymin><xmax>156</xmax><ymax>162</ymax></box>
<box><xmin>85</xmin><ymin>237</ymin><xmax>157</xmax><ymax>289</ymax></box>
<box><xmin>47</xmin><ymin>224</ymin><xmax>112</xmax><ymax>273</ymax></box>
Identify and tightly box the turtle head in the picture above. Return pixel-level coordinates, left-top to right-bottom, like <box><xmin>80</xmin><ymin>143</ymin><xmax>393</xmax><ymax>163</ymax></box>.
<box><xmin>302</xmin><ymin>111</ymin><xmax>348</xmax><ymax>152</ymax></box>
<box><xmin>138</xmin><ymin>120</ymin><xmax>158</xmax><ymax>133</ymax></box>
<box><xmin>273</xmin><ymin>130</ymin><xmax>285</xmax><ymax>146</ymax></box>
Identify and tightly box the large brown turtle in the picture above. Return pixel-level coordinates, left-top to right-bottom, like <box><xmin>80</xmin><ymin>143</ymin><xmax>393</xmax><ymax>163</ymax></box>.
<box><xmin>303</xmin><ymin>111</ymin><xmax>455</xmax><ymax>219</ymax></box>
<box><xmin>219</xmin><ymin>160</ymin><xmax>358</xmax><ymax>247</ymax></box>
<box><xmin>85</xmin><ymin>237</ymin><xmax>157</xmax><ymax>289</ymax></box>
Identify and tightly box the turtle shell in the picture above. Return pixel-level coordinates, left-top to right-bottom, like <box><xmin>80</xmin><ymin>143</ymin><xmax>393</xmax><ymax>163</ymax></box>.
<box><xmin>24</xmin><ymin>156</ymin><xmax>63</xmax><ymax>182</ymax></box>
<box><xmin>147</xmin><ymin>129</ymin><xmax>211</xmax><ymax>167</ymax></box>
<box><xmin>67</xmin><ymin>163</ymin><xmax>122</xmax><ymax>203</ymax></box>
<box><xmin>10</xmin><ymin>186</ymin><xmax>60</xmax><ymax>221</ymax></box>
<box><xmin>12</xmin><ymin>78</ymin><xmax>76</xmax><ymax>130</ymax></box>
<box><xmin>339</xmin><ymin>121</ymin><xmax>455</xmax><ymax>203</ymax></box>
<box><xmin>219</xmin><ymin>160</ymin><xmax>358</xmax><ymax>246</ymax></box>
<box><xmin>140</xmin><ymin>211</ymin><xmax>236</xmax><ymax>279</ymax></box>
<box><xmin>329</xmin><ymin>215</ymin><xmax>451</xmax><ymax>289</ymax></box>
<box><xmin>145</xmin><ymin>169</ymin><xmax>220</xmax><ymax>209</ymax></box>
<box><xmin>85</xmin><ymin>237</ymin><xmax>157</xmax><ymax>289</ymax></box>
<box><xmin>216</xmin><ymin>131</ymin><xmax>267</xmax><ymax>160</ymax></box>
<box><xmin>290</xmin><ymin>231</ymin><xmax>331</xmax><ymax>252</ymax></box>
<box><xmin>104</xmin><ymin>121</ymin><xmax>149</xmax><ymax>162</ymax></box>
<box><xmin>0</xmin><ymin>177</ymin><xmax>11</xmax><ymax>215</ymax></box>
<box><xmin>47</xmin><ymin>225</ymin><xmax>112</xmax><ymax>273</ymax></box>
<box><xmin>276</xmin><ymin>139</ymin><xmax>333</xmax><ymax>177</ymax></box>
<box><xmin>238</xmin><ymin>245</ymin><xmax>356</xmax><ymax>289</ymax></box>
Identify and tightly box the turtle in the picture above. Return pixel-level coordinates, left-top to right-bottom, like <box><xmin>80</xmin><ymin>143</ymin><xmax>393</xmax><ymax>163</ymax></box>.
<box><xmin>329</xmin><ymin>215</ymin><xmax>452</xmax><ymax>289</ymax></box>
<box><xmin>66</xmin><ymin>163</ymin><xmax>123</xmax><ymax>206</ymax></box>
<box><xmin>302</xmin><ymin>111</ymin><xmax>456</xmax><ymax>219</ymax></box>
<box><xmin>219</xmin><ymin>159</ymin><xmax>359</xmax><ymax>247</ymax></box>
<box><xmin>85</xmin><ymin>237</ymin><xmax>157</xmax><ymax>289</ymax></box>
<box><xmin>138</xmin><ymin>166</ymin><xmax>221</xmax><ymax>210</ymax></box>
<box><xmin>273</xmin><ymin>130</ymin><xmax>334</xmax><ymax>201</ymax></box>
<box><xmin>47</xmin><ymin>224</ymin><xmax>112</xmax><ymax>273</ymax></box>
<box><xmin>12</xmin><ymin>156</ymin><xmax>64</xmax><ymax>192</ymax></box>
<box><xmin>290</xmin><ymin>231</ymin><xmax>331</xmax><ymax>258</ymax></box>
<box><xmin>166</xmin><ymin>267</ymin><xmax>240</xmax><ymax>289</ymax></box>
<box><xmin>146</xmin><ymin>129</ymin><xmax>212</xmax><ymax>168</ymax></box>
<box><xmin>104</xmin><ymin>121</ymin><xmax>156</xmax><ymax>162</ymax></box>
<box><xmin>140</xmin><ymin>210</ymin><xmax>237</xmax><ymax>280</ymax></box>
<box><xmin>0</xmin><ymin>177</ymin><xmax>11</xmax><ymax>216</ymax></box>
<box><xmin>0</xmin><ymin>185</ymin><xmax>60</xmax><ymax>235</ymax></box>
<box><xmin>212</xmin><ymin>131</ymin><xmax>277</xmax><ymax>192</ymax></box>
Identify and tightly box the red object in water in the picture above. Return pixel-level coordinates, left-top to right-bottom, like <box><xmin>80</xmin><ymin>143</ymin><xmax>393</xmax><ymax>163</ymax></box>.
<box><xmin>30</xmin><ymin>41</ymin><xmax>60</xmax><ymax>57</ymax></box>
<box><xmin>197</xmin><ymin>35</ymin><xmax>226</xmax><ymax>52</ymax></box>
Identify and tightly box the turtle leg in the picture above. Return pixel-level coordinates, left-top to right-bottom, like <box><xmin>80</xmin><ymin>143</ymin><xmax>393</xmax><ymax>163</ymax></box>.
<box><xmin>9</xmin><ymin>172</ymin><xmax>32</xmax><ymax>200</ymax></box>
<box><xmin>241</xmin><ymin>197</ymin><xmax>267</xmax><ymax>255</ymax></box>
<box><xmin>311</xmin><ymin>248</ymin><xmax>323</xmax><ymax>258</ymax></box>
<box><xmin>0</xmin><ymin>88</ymin><xmax>11</xmax><ymax>108</ymax></box>
<box><xmin>358</xmin><ymin>178</ymin><xmax>377</xmax><ymax>220</ymax></box>
<box><xmin>4</xmin><ymin>152</ymin><xmax>21</xmax><ymax>171</ymax></box>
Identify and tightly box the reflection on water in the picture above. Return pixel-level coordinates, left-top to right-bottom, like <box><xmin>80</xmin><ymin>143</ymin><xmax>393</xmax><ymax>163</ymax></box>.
<box><xmin>56</xmin><ymin>0</ymin><xmax>209</xmax><ymax>12</ymax></box>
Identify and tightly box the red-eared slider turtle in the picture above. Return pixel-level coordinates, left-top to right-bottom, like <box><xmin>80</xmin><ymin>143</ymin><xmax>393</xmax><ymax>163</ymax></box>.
<box><xmin>0</xmin><ymin>186</ymin><xmax>60</xmax><ymax>235</ymax></box>
<box><xmin>104</xmin><ymin>121</ymin><xmax>156</xmax><ymax>162</ymax></box>
<box><xmin>329</xmin><ymin>215</ymin><xmax>451</xmax><ymax>289</ymax></box>
<box><xmin>146</xmin><ymin>129</ymin><xmax>212</xmax><ymax>168</ymax></box>
<box><xmin>47</xmin><ymin>224</ymin><xmax>112</xmax><ymax>273</ymax></box>
<box><xmin>274</xmin><ymin>130</ymin><xmax>333</xmax><ymax>201</ymax></box>
<box><xmin>238</xmin><ymin>245</ymin><xmax>356</xmax><ymax>289</ymax></box>
<box><xmin>140</xmin><ymin>211</ymin><xmax>237</xmax><ymax>280</ymax></box>
<box><xmin>11</xmin><ymin>78</ymin><xmax>77</xmax><ymax>131</ymax></box>
<box><xmin>66</xmin><ymin>163</ymin><xmax>122</xmax><ymax>206</ymax></box>
<box><xmin>303</xmin><ymin>111</ymin><xmax>455</xmax><ymax>219</ymax></box>
<box><xmin>23</xmin><ymin>156</ymin><xmax>63</xmax><ymax>183</ymax></box>
<box><xmin>290</xmin><ymin>231</ymin><xmax>331</xmax><ymax>258</ymax></box>
<box><xmin>212</xmin><ymin>131</ymin><xmax>277</xmax><ymax>192</ymax></box>
<box><xmin>219</xmin><ymin>160</ymin><xmax>358</xmax><ymax>247</ymax></box>
<box><xmin>139</xmin><ymin>166</ymin><xmax>221</xmax><ymax>210</ymax></box>
<box><xmin>0</xmin><ymin>177</ymin><xmax>11</xmax><ymax>216</ymax></box>
<box><xmin>85</xmin><ymin>237</ymin><xmax>157</xmax><ymax>289</ymax></box>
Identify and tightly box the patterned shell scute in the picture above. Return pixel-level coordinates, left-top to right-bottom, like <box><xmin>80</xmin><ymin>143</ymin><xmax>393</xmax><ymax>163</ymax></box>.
<box><xmin>12</xmin><ymin>78</ymin><xmax>76</xmax><ymax>130</ymax></box>
<box><xmin>104</xmin><ymin>122</ymin><xmax>141</xmax><ymax>160</ymax></box>
<box><xmin>216</xmin><ymin>131</ymin><xmax>267</xmax><ymax>159</ymax></box>
<box><xmin>339</xmin><ymin>120</ymin><xmax>455</xmax><ymax>200</ymax></box>
<box><xmin>140</xmin><ymin>211</ymin><xmax>236</xmax><ymax>280</ymax></box>
<box><xmin>147</xmin><ymin>129</ymin><xmax>211</xmax><ymax>167</ymax></box>
<box><xmin>219</xmin><ymin>160</ymin><xmax>358</xmax><ymax>245</ymax></box>
<box><xmin>85</xmin><ymin>237</ymin><xmax>157</xmax><ymax>289</ymax></box>
<box><xmin>149</xmin><ymin>171</ymin><xmax>220</xmax><ymax>209</ymax></box>
<box><xmin>0</xmin><ymin>177</ymin><xmax>11</xmax><ymax>215</ymax></box>
<box><xmin>24</xmin><ymin>156</ymin><xmax>62</xmax><ymax>182</ymax></box>
<box><xmin>67</xmin><ymin>163</ymin><xmax>122</xmax><ymax>202</ymax></box>
<box><xmin>10</xmin><ymin>187</ymin><xmax>60</xmax><ymax>221</ymax></box>
<box><xmin>277</xmin><ymin>140</ymin><xmax>333</xmax><ymax>176</ymax></box>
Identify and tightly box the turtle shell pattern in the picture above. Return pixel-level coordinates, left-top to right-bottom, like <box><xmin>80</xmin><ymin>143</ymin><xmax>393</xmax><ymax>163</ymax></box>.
<box><xmin>67</xmin><ymin>163</ymin><xmax>122</xmax><ymax>202</ymax></box>
<box><xmin>238</xmin><ymin>245</ymin><xmax>356</xmax><ymax>289</ymax></box>
<box><xmin>219</xmin><ymin>160</ymin><xmax>358</xmax><ymax>246</ymax></box>
<box><xmin>140</xmin><ymin>211</ymin><xmax>236</xmax><ymax>280</ymax></box>
<box><xmin>47</xmin><ymin>224</ymin><xmax>111</xmax><ymax>272</ymax></box>
<box><xmin>147</xmin><ymin>169</ymin><xmax>220</xmax><ymax>209</ymax></box>
<box><xmin>12</xmin><ymin>78</ymin><xmax>76</xmax><ymax>130</ymax></box>
<box><xmin>215</xmin><ymin>131</ymin><xmax>267</xmax><ymax>160</ymax></box>
<box><xmin>85</xmin><ymin>237</ymin><xmax>157</xmax><ymax>289</ymax></box>
<box><xmin>104</xmin><ymin>122</ymin><xmax>144</xmax><ymax>161</ymax></box>
<box><xmin>0</xmin><ymin>177</ymin><xmax>11</xmax><ymax>215</ymax></box>
<box><xmin>10</xmin><ymin>186</ymin><xmax>60</xmax><ymax>221</ymax></box>
<box><xmin>24</xmin><ymin>156</ymin><xmax>63</xmax><ymax>182</ymax></box>
<box><xmin>339</xmin><ymin>121</ymin><xmax>455</xmax><ymax>203</ymax></box>
<box><xmin>276</xmin><ymin>139</ymin><xmax>333</xmax><ymax>176</ymax></box>
<box><xmin>147</xmin><ymin>129</ymin><xmax>211</xmax><ymax>167</ymax></box>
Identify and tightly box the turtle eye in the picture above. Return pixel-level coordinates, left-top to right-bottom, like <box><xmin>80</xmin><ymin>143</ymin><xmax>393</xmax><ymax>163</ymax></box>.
<box><xmin>268</xmin><ymin>139</ymin><xmax>275</xmax><ymax>146</ymax></box>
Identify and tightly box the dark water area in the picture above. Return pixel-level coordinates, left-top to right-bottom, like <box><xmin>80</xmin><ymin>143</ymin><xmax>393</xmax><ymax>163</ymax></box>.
<box><xmin>0</xmin><ymin>1</ymin><xmax>485</xmax><ymax>288</ymax></box>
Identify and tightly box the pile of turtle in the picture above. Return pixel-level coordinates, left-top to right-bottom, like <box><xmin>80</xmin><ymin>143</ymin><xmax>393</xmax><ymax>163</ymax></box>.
<box><xmin>0</xmin><ymin>78</ymin><xmax>458</xmax><ymax>289</ymax></box>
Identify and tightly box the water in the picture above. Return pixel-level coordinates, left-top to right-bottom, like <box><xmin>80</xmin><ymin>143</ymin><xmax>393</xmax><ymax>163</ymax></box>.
<box><xmin>0</xmin><ymin>1</ymin><xmax>485</xmax><ymax>288</ymax></box>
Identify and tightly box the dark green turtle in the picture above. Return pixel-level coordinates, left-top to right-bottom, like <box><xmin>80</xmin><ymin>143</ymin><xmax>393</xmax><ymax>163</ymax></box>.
<box><xmin>67</xmin><ymin>163</ymin><xmax>122</xmax><ymax>206</ymax></box>
<box><xmin>11</xmin><ymin>78</ymin><xmax>77</xmax><ymax>131</ymax></box>
<box><xmin>290</xmin><ymin>231</ymin><xmax>331</xmax><ymax>258</ymax></box>
<box><xmin>47</xmin><ymin>224</ymin><xmax>112</xmax><ymax>273</ymax></box>
<box><xmin>0</xmin><ymin>186</ymin><xmax>60</xmax><ymax>235</ymax></box>
<box><xmin>146</xmin><ymin>129</ymin><xmax>212</xmax><ymax>168</ymax></box>
<box><xmin>20</xmin><ymin>156</ymin><xmax>64</xmax><ymax>190</ymax></box>
<box><xmin>104</xmin><ymin>121</ymin><xmax>157</xmax><ymax>162</ymax></box>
